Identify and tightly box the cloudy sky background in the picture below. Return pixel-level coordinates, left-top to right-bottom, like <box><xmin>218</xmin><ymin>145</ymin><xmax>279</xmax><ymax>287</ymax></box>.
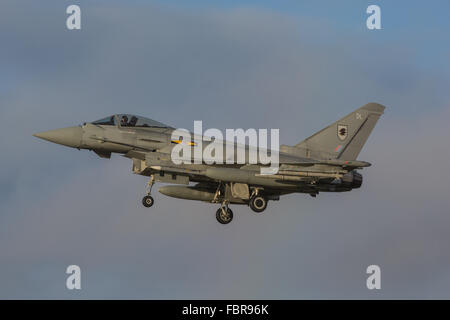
<box><xmin>1</xmin><ymin>0</ymin><xmax>450</xmax><ymax>298</ymax></box>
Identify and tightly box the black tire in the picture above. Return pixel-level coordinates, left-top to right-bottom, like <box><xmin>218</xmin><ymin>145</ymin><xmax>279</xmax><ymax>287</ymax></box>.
<box><xmin>216</xmin><ymin>208</ymin><xmax>233</xmax><ymax>224</ymax></box>
<box><xmin>142</xmin><ymin>195</ymin><xmax>154</xmax><ymax>208</ymax></box>
<box><xmin>249</xmin><ymin>195</ymin><xmax>267</xmax><ymax>213</ymax></box>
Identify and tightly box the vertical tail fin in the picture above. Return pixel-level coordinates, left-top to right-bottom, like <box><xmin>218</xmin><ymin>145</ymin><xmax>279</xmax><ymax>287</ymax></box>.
<box><xmin>293</xmin><ymin>103</ymin><xmax>385</xmax><ymax>160</ymax></box>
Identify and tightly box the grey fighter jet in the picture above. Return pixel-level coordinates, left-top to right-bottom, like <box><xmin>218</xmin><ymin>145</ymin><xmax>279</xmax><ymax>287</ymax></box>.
<box><xmin>33</xmin><ymin>103</ymin><xmax>385</xmax><ymax>224</ymax></box>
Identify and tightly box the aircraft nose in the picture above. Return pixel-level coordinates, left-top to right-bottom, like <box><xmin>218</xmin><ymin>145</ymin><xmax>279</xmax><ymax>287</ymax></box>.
<box><xmin>33</xmin><ymin>126</ymin><xmax>82</xmax><ymax>148</ymax></box>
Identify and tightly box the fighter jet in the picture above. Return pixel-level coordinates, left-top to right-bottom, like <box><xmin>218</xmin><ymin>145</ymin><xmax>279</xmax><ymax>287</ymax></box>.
<box><xmin>33</xmin><ymin>103</ymin><xmax>385</xmax><ymax>224</ymax></box>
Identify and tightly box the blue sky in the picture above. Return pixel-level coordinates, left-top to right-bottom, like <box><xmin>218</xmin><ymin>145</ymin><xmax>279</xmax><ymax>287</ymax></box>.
<box><xmin>0</xmin><ymin>0</ymin><xmax>450</xmax><ymax>299</ymax></box>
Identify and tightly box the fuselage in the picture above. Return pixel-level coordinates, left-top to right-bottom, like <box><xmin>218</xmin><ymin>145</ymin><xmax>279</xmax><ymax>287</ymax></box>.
<box><xmin>34</xmin><ymin>115</ymin><xmax>363</xmax><ymax>196</ymax></box>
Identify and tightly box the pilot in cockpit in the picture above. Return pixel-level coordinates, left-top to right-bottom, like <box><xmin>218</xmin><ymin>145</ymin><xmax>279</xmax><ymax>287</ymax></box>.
<box><xmin>120</xmin><ymin>115</ymin><xmax>128</xmax><ymax>126</ymax></box>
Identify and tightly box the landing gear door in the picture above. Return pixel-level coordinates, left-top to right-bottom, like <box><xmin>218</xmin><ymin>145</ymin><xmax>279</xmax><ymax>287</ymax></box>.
<box><xmin>230</xmin><ymin>183</ymin><xmax>250</xmax><ymax>200</ymax></box>
<box><xmin>154</xmin><ymin>172</ymin><xmax>189</xmax><ymax>185</ymax></box>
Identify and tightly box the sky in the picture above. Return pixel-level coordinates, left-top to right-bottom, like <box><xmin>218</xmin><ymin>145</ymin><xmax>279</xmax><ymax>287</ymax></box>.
<box><xmin>0</xmin><ymin>0</ymin><xmax>450</xmax><ymax>299</ymax></box>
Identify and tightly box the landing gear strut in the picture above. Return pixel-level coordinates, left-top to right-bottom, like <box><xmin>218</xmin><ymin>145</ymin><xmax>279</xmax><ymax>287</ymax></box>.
<box><xmin>216</xmin><ymin>201</ymin><xmax>233</xmax><ymax>224</ymax></box>
<box><xmin>142</xmin><ymin>175</ymin><xmax>155</xmax><ymax>208</ymax></box>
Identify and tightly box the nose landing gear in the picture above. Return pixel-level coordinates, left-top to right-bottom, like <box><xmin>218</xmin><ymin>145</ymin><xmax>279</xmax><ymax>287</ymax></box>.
<box><xmin>142</xmin><ymin>195</ymin><xmax>154</xmax><ymax>207</ymax></box>
<box><xmin>216</xmin><ymin>201</ymin><xmax>233</xmax><ymax>224</ymax></box>
<box><xmin>142</xmin><ymin>175</ymin><xmax>155</xmax><ymax>208</ymax></box>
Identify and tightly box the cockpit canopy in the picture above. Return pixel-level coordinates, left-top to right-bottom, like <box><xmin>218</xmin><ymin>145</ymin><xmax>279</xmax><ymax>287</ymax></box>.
<box><xmin>92</xmin><ymin>114</ymin><xmax>170</xmax><ymax>128</ymax></box>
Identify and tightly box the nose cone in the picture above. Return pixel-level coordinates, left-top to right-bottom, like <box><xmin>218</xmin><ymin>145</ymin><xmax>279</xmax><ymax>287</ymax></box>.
<box><xmin>33</xmin><ymin>126</ymin><xmax>82</xmax><ymax>148</ymax></box>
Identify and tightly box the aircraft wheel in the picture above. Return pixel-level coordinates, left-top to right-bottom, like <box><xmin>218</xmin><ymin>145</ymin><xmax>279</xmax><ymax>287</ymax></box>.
<box><xmin>249</xmin><ymin>195</ymin><xmax>267</xmax><ymax>213</ymax></box>
<box><xmin>216</xmin><ymin>208</ymin><xmax>233</xmax><ymax>224</ymax></box>
<box><xmin>142</xmin><ymin>195</ymin><xmax>154</xmax><ymax>208</ymax></box>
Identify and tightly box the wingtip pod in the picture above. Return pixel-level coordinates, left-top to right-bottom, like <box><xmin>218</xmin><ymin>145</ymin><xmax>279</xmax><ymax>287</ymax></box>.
<box><xmin>361</xmin><ymin>102</ymin><xmax>386</xmax><ymax>115</ymax></box>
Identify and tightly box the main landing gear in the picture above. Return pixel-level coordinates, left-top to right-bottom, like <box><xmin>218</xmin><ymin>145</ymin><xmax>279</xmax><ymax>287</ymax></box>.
<box><xmin>216</xmin><ymin>201</ymin><xmax>233</xmax><ymax>224</ymax></box>
<box><xmin>248</xmin><ymin>189</ymin><xmax>268</xmax><ymax>213</ymax></box>
<box><xmin>249</xmin><ymin>195</ymin><xmax>267</xmax><ymax>213</ymax></box>
<box><xmin>142</xmin><ymin>175</ymin><xmax>155</xmax><ymax>208</ymax></box>
<box><xmin>212</xmin><ymin>184</ymin><xmax>233</xmax><ymax>224</ymax></box>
